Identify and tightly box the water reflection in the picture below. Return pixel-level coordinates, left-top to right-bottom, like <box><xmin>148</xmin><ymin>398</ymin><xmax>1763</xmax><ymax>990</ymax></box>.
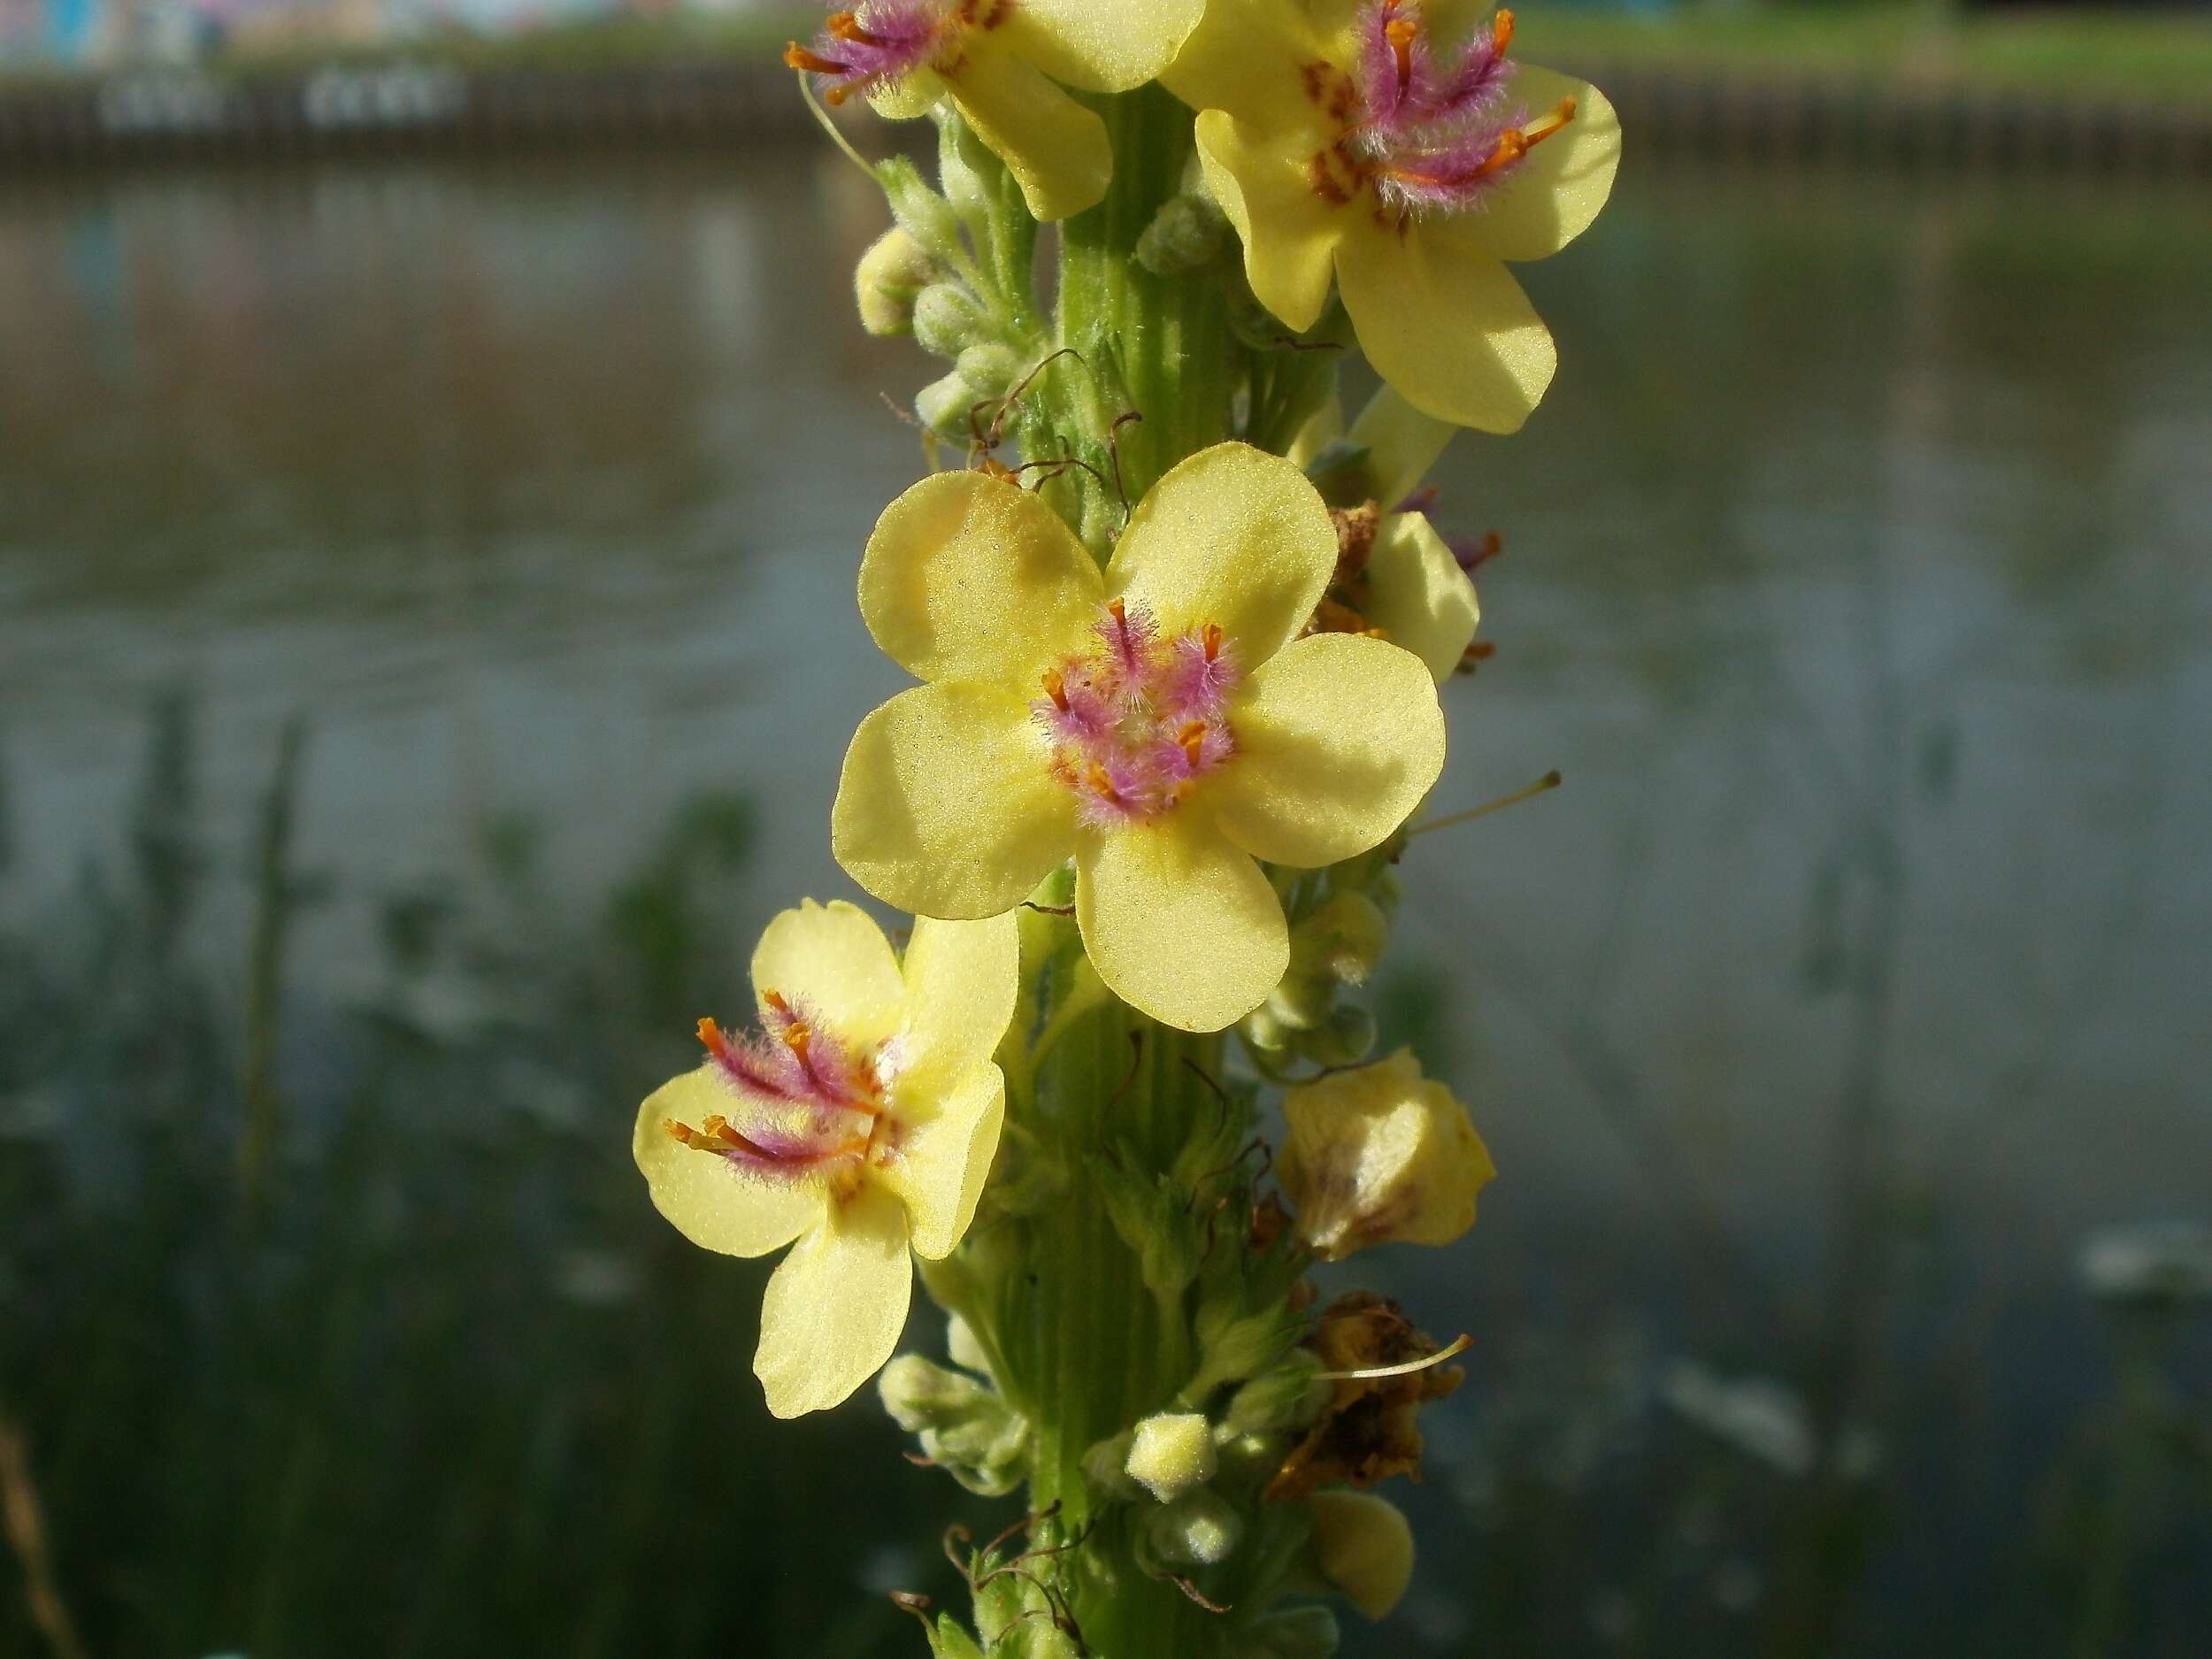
<box><xmin>1</xmin><ymin>153</ymin><xmax>2208</xmax><ymax>1657</ymax></box>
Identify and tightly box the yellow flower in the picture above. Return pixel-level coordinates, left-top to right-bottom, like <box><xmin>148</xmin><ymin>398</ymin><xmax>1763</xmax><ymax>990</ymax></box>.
<box><xmin>1164</xmin><ymin>0</ymin><xmax>1621</xmax><ymax>431</ymax></box>
<box><xmin>1291</xmin><ymin>388</ymin><xmax>1480</xmax><ymax>682</ymax></box>
<box><xmin>832</xmin><ymin>443</ymin><xmax>1447</xmax><ymax>1033</ymax></box>
<box><xmin>1277</xmin><ymin>1048</ymin><xmax>1494</xmax><ymax>1258</ymax></box>
<box><xmin>634</xmin><ymin>899</ymin><xmax>1017</xmax><ymax>1417</ymax></box>
<box><xmin>787</xmin><ymin>0</ymin><xmax>1209</xmax><ymax>221</ymax></box>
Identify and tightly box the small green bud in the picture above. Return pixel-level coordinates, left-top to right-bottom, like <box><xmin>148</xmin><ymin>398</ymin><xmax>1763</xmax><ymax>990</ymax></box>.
<box><xmin>934</xmin><ymin>106</ymin><xmax>996</xmax><ymax>227</ymax></box>
<box><xmin>1223</xmin><ymin>1352</ymin><xmax>1327</xmax><ymax>1437</ymax></box>
<box><xmin>854</xmin><ymin>227</ymin><xmax>936</xmax><ymax>337</ymax></box>
<box><xmin>1098</xmin><ymin>1157</ymin><xmax>1200</xmax><ymax>1296</ymax></box>
<box><xmin>1082</xmin><ymin>1427</ymin><xmax>1141</xmax><ymax>1499</ymax></box>
<box><xmin>879</xmin><ymin>1356</ymin><xmax>1030</xmax><ymax>1496</ymax></box>
<box><xmin>1191</xmin><ymin>1305</ymin><xmax>1302</xmax><ymax>1399</ymax></box>
<box><xmin>1146</xmin><ymin>1487</ymin><xmax>1243</xmax><ymax>1567</ymax></box>
<box><xmin>915</xmin><ymin>370</ymin><xmax>979</xmax><ymax>439</ymax></box>
<box><xmin>912</xmin><ymin>282</ymin><xmax>992</xmax><ymax>359</ymax></box>
<box><xmin>1125</xmin><ymin>1411</ymin><xmax>1217</xmax><ymax>1502</ymax></box>
<box><xmin>1264</xmin><ymin>972</ymin><xmax>1335</xmax><ymax>1033</ymax></box>
<box><xmin>1242</xmin><ymin>1002</ymin><xmax>1294</xmax><ymax>1053</ymax></box>
<box><xmin>955</xmin><ymin>341</ymin><xmax>1023</xmax><ymax>399</ymax></box>
<box><xmin>875</xmin><ymin>157</ymin><xmax>963</xmax><ymax>258</ymax></box>
<box><xmin>1292</xmin><ymin>891</ymin><xmax>1391</xmax><ymax>987</ymax></box>
<box><xmin>1240</xmin><ymin>1606</ymin><xmax>1341</xmax><ymax>1659</ymax></box>
<box><xmin>1135</xmin><ymin>192</ymin><xmax>1227</xmax><ymax>275</ymax></box>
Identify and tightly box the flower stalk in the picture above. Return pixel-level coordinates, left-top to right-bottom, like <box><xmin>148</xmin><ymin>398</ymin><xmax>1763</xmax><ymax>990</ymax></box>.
<box><xmin>638</xmin><ymin>7</ymin><xmax>1619</xmax><ymax>1651</ymax></box>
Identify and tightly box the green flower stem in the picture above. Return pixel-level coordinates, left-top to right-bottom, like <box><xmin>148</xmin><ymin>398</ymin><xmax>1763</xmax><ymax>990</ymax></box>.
<box><xmin>1053</xmin><ymin>84</ymin><xmax>1237</xmax><ymax>543</ymax></box>
<box><xmin>1016</xmin><ymin>970</ymin><xmax>1232</xmax><ymax>1655</ymax></box>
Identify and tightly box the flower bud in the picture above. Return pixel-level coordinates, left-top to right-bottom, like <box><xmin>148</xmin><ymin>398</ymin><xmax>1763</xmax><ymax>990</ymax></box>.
<box><xmin>1135</xmin><ymin>192</ymin><xmax>1227</xmax><ymax>275</ymax></box>
<box><xmin>955</xmin><ymin>341</ymin><xmax>1023</xmax><ymax>399</ymax></box>
<box><xmin>1310</xmin><ymin>1491</ymin><xmax>1414</xmax><ymax>1620</ymax></box>
<box><xmin>1240</xmin><ymin>1606</ymin><xmax>1341</xmax><ymax>1659</ymax></box>
<box><xmin>912</xmin><ymin>282</ymin><xmax>992</xmax><ymax>359</ymax></box>
<box><xmin>879</xmin><ymin>1356</ymin><xmax>1030</xmax><ymax>1496</ymax></box>
<box><xmin>1146</xmin><ymin>1486</ymin><xmax>1243</xmax><ymax>1567</ymax></box>
<box><xmin>854</xmin><ymin>227</ymin><xmax>935</xmax><ymax>337</ymax></box>
<box><xmin>1277</xmin><ymin>1049</ymin><xmax>1494</xmax><ymax>1260</ymax></box>
<box><xmin>1291</xmin><ymin>892</ymin><xmax>1390</xmax><ymax>987</ymax></box>
<box><xmin>874</xmin><ymin>156</ymin><xmax>963</xmax><ymax>258</ymax></box>
<box><xmin>1222</xmin><ymin>1352</ymin><xmax>1326</xmax><ymax>1437</ymax></box>
<box><xmin>915</xmin><ymin>370</ymin><xmax>979</xmax><ymax>439</ymax></box>
<box><xmin>1125</xmin><ymin>1411</ymin><xmax>1217</xmax><ymax>1502</ymax></box>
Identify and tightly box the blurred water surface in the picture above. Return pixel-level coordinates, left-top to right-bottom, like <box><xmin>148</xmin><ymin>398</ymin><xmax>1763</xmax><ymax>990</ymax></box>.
<box><xmin>1</xmin><ymin>153</ymin><xmax>2208</xmax><ymax>1656</ymax></box>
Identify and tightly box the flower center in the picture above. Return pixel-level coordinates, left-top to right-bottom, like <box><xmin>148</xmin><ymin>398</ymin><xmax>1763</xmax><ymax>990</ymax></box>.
<box><xmin>1034</xmin><ymin>600</ymin><xmax>1241</xmax><ymax>828</ymax></box>
<box><xmin>1302</xmin><ymin>3</ymin><xmax>1576</xmax><ymax>222</ymax></box>
<box><xmin>783</xmin><ymin>0</ymin><xmax>1012</xmax><ymax>104</ymax></box>
<box><xmin>664</xmin><ymin>998</ymin><xmax>899</xmax><ymax>1192</ymax></box>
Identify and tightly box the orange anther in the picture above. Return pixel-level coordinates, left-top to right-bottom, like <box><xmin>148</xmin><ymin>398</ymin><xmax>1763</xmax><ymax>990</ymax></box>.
<box><xmin>1492</xmin><ymin>8</ymin><xmax>1515</xmax><ymax>54</ymax></box>
<box><xmin>1386</xmin><ymin>14</ymin><xmax>1417</xmax><ymax>82</ymax></box>
<box><xmin>783</xmin><ymin>42</ymin><xmax>846</xmax><ymax>75</ymax></box>
<box><xmin>1522</xmin><ymin>98</ymin><xmax>1577</xmax><ymax>150</ymax></box>
<box><xmin>1042</xmin><ymin>668</ymin><xmax>1070</xmax><ymax>710</ymax></box>
<box><xmin>763</xmin><ymin>990</ymin><xmax>793</xmax><ymax>1017</ymax></box>
<box><xmin>1179</xmin><ymin>721</ymin><xmax>1209</xmax><ymax>768</ymax></box>
<box><xmin>696</xmin><ymin>1016</ymin><xmax>732</xmax><ymax>1059</ymax></box>
<box><xmin>1108</xmin><ymin>597</ymin><xmax>1128</xmax><ymax>626</ymax></box>
<box><xmin>826</xmin><ymin>10</ymin><xmax>873</xmax><ymax>42</ymax></box>
<box><xmin>664</xmin><ymin>1118</ymin><xmax>701</xmax><ymax>1146</ymax></box>
<box><xmin>1087</xmin><ymin>763</ymin><xmax>1121</xmax><ymax>802</ymax></box>
<box><xmin>1202</xmin><ymin>622</ymin><xmax>1224</xmax><ymax>661</ymax></box>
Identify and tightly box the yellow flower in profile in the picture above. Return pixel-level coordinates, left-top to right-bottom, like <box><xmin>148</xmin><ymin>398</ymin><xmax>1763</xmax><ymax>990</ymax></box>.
<box><xmin>832</xmin><ymin>443</ymin><xmax>1447</xmax><ymax>1034</ymax></box>
<box><xmin>1293</xmin><ymin>389</ymin><xmax>1480</xmax><ymax>682</ymax></box>
<box><xmin>1277</xmin><ymin>1048</ymin><xmax>1494</xmax><ymax>1258</ymax></box>
<box><xmin>1164</xmin><ymin>0</ymin><xmax>1621</xmax><ymax>431</ymax></box>
<box><xmin>785</xmin><ymin>0</ymin><xmax>1209</xmax><ymax>221</ymax></box>
<box><xmin>634</xmin><ymin>899</ymin><xmax>1016</xmax><ymax>1417</ymax></box>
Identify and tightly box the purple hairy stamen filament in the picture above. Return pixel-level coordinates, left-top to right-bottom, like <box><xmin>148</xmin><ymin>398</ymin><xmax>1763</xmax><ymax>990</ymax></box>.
<box><xmin>1035</xmin><ymin>603</ymin><xmax>1241</xmax><ymax>829</ymax></box>
<box><xmin>785</xmin><ymin>1</ymin><xmax>950</xmax><ymax>103</ymax></box>
<box><xmin>1352</xmin><ymin>1</ymin><xmax>1515</xmax><ymax>141</ymax></box>
<box><xmin>671</xmin><ymin>1002</ymin><xmax>885</xmax><ymax>1179</ymax></box>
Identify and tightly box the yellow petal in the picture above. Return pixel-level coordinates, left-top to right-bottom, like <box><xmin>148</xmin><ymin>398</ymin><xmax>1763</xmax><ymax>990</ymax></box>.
<box><xmin>1107</xmin><ymin>442</ymin><xmax>1338</xmax><ymax>665</ymax></box>
<box><xmin>1163</xmin><ymin>0</ymin><xmax>1329</xmax><ymax>133</ymax></box>
<box><xmin>999</xmin><ymin>0</ymin><xmax>1207</xmax><ymax>93</ymax></box>
<box><xmin>1346</xmin><ymin>387</ymin><xmax>1455</xmax><ymax>509</ymax></box>
<box><xmin>877</xmin><ymin>1063</ymin><xmax>1007</xmax><ymax>1260</ymax></box>
<box><xmin>1363</xmin><ymin>512</ymin><xmax>1480</xmax><ymax>683</ymax></box>
<box><xmin>949</xmin><ymin>45</ymin><xmax>1112</xmax><ymax>223</ymax></box>
<box><xmin>897</xmin><ymin>912</ymin><xmax>1021</xmax><ymax>1095</ymax></box>
<box><xmin>1456</xmin><ymin>66</ymin><xmax>1621</xmax><ymax>265</ymax></box>
<box><xmin>1310</xmin><ymin>1491</ymin><xmax>1416</xmax><ymax>1620</ymax></box>
<box><xmin>1075</xmin><ymin>817</ymin><xmax>1287</xmax><ymax>1033</ymax></box>
<box><xmin>634</xmin><ymin>1069</ymin><xmax>824</xmax><ymax>1258</ymax></box>
<box><xmin>1194</xmin><ymin>110</ymin><xmax>1343</xmax><ymax>336</ymax></box>
<box><xmin>750</xmin><ymin>899</ymin><xmax>904</xmax><ymax>1048</ymax></box>
<box><xmin>1336</xmin><ymin>216</ymin><xmax>1555</xmax><ymax>433</ymax></box>
<box><xmin>866</xmin><ymin>65</ymin><xmax>948</xmax><ymax>121</ymax></box>
<box><xmin>859</xmin><ymin>469</ymin><xmax>1104</xmax><ymax>690</ymax></box>
<box><xmin>833</xmin><ymin>681</ymin><xmax>1076</xmax><ymax>920</ymax></box>
<box><xmin>755</xmin><ymin>1182</ymin><xmax>913</xmax><ymax>1417</ymax></box>
<box><xmin>1210</xmin><ymin>633</ymin><xmax>1445</xmax><ymax>866</ymax></box>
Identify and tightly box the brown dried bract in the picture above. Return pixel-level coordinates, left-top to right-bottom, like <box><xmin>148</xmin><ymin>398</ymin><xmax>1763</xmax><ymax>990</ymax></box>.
<box><xmin>1264</xmin><ymin>1292</ymin><xmax>1463</xmax><ymax>1502</ymax></box>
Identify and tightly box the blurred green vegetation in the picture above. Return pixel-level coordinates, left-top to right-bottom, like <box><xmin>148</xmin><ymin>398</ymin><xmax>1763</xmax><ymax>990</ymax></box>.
<box><xmin>0</xmin><ymin>695</ymin><xmax>974</xmax><ymax>1659</ymax></box>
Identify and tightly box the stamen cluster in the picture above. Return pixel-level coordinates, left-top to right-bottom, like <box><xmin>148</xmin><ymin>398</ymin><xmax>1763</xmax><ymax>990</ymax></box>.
<box><xmin>1033</xmin><ymin>601</ymin><xmax>1241</xmax><ymax>828</ymax></box>
<box><xmin>665</xmin><ymin>997</ymin><xmax>888</xmax><ymax>1180</ymax></box>
<box><xmin>1340</xmin><ymin>1</ymin><xmax>1571</xmax><ymax>219</ymax></box>
<box><xmin>784</xmin><ymin>0</ymin><xmax>1010</xmax><ymax>105</ymax></box>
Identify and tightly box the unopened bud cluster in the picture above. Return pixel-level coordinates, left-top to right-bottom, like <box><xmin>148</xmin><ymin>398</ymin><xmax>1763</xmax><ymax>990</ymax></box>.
<box><xmin>863</xmin><ymin>116</ymin><xmax>1048</xmax><ymax>440</ymax></box>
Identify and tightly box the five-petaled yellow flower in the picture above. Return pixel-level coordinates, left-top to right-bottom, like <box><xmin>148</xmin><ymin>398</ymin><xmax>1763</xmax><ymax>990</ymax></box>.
<box><xmin>634</xmin><ymin>899</ymin><xmax>1017</xmax><ymax>1417</ymax></box>
<box><xmin>1165</xmin><ymin>0</ymin><xmax>1621</xmax><ymax>431</ymax></box>
<box><xmin>832</xmin><ymin>442</ymin><xmax>1447</xmax><ymax>1033</ymax></box>
<box><xmin>787</xmin><ymin>0</ymin><xmax>1208</xmax><ymax>221</ymax></box>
